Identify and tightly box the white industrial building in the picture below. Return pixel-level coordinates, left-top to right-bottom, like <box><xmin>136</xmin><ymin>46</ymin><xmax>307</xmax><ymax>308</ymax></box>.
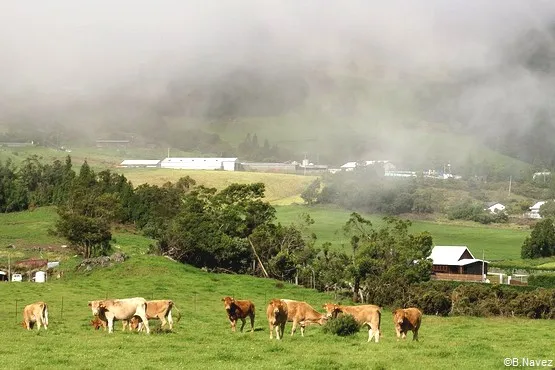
<box><xmin>119</xmin><ymin>160</ymin><xmax>161</xmax><ymax>168</ymax></box>
<box><xmin>160</xmin><ymin>157</ymin><xmax>238</xmax><ymax>171</ymax></box>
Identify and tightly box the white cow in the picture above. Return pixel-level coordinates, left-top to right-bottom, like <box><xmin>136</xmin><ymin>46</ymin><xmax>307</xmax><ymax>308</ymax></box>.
<box><xmin>88</xmin><ymin>297</ymin><xmax>150</xmax><ymax>334</ymax></box>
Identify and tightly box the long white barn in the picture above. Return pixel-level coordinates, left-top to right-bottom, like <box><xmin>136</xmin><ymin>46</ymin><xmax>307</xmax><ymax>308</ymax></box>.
<box><xmin>160</xmin><ymin>157</ymin><xmax>238</xmax><ymax>171</ymax></box>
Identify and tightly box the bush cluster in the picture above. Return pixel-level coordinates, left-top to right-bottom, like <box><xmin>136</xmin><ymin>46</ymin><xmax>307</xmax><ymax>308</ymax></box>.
<box><xmin>323</xmin><ymin>315</ymin><xmax>360</xmax><ymax>336</ymax></box>
<box><xmin>528</xmin><ymin>274</ymin><xmax>555</xmax><ymax>289</ymax></box>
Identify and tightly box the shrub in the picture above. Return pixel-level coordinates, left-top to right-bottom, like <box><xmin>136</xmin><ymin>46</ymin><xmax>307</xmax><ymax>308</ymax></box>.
<box><xmin>529</xmin><ymin>274</ymin><xmax>555</xmax><ymax>288</ymax></box>
<box><xmin>323</xmin><ymin>314</ymin><xmax>360</xmax><ymax>336</ymax></box>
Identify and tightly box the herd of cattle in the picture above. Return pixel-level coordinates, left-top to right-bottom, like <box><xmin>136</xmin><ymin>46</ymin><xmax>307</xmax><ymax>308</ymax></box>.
<box><xmin>21</xmin><ymin>297</ymin><xmax>422</xmax><ymax>341</ymax></box>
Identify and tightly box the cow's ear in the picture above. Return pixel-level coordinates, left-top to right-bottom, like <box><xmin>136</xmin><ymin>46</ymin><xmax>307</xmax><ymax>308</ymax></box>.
<box><xmin>88</xmin><ymin>302</ymin><xmax>92</xmax><ymax>307</ymax></box>
<box><xmin>221</xmin><ymin>298</ymin><xmax>225</xmax><ymax>302</ymax></box>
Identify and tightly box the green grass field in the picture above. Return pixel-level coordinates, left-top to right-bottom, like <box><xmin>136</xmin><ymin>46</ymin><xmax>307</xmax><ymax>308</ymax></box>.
<box><xmin>275</xmin><ymin>205</ymin><xmax>530</xmax><ymax>261</ymax></box>
<box><xmin>0</xmin><ymin>225</ymin><xmax>553</xmax><ymax>370</ymax></box>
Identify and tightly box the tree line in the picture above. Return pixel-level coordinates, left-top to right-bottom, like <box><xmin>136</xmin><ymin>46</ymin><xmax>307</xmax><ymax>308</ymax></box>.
<box><xmin>0</xmin><ymin>155</ymin><xmax>434</xmax><ymax>306</ymax></box>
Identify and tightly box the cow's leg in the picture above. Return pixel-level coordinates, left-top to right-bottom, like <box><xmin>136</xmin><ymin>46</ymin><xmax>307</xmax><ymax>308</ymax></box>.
<box><xmin>300</xmin><ymin>322</ymin><xmax>305</xmax><ymax>337</ymax></box>
<box><xmin>401</xmin><ymin>331</ymin><xmax>407</xmax><ymax>340</ymax></box>
<box><xmin>36</xmin><ymin>317</ymin><xmax>42</xmax><ymax>331</ymax></box>
<box><xmin>290</xmin><ymin>320</ymin><xmax>297</xmax><ymax>336</ymax></box>
<box><xmin>24</xmin><ymin>320</ymin><xmax>31</xmax><ymax>330</ymax></box>
<box><xmin>229</xmin><ymin>318</ymin><xmax>236</xmax><ymax>332</ymax></box>
<box><xmin>249</xmin><ymin>313</ymin><xmax>255</xmax><ymax>333</ymax></box>
<box><xmin>239</xmin><ymin>317</ymin><xmax>246</xmax><ymax>332</ymax></box>
<box><xmin>269</xmin><ymin>322</ymin><xmax>274</xmax><ymax>339</ymax></box>
<box><xmin>107</xmin><ymin>317</ymin><xmax>114</xmax><ymax>333</ymax></box>
<box><xmin>279</xmin><ymin>322</ymin><xmax>286</xmax><ymax>340</ymax></box>
<box><xmin>395</xmin><ymin>327</ymin><xmax>401</xmax><ymax>340</ymax></box>
<box><xmin>413</xmin><ymin>328</ymin><xmax>419</xmax><ymax>341</ymax></box>
<box><xmin>167</xmin><ymin>311</ymin><xmax>173</xmax><ymax>330</ymax></box>
<box><xmin>138</xmin><ymin>313</ymin><xmax>150</xmax><ymax>334</ymax></box>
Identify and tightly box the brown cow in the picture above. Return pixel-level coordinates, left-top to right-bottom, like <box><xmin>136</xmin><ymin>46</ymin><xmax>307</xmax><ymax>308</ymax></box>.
<box><xmin>90</xmin><ymin>315</ymin><xmax>107</xmax><ymax>331</ymax></box>
<box><xmin>222</xmin><ymin>297</ymin><xmax>255</xmax><ymax>333</ymax></box>
<box><xmin>266</xmin><ymin>299</ymin><xmax>288</xmax><ymax>340</ymax></box>
<box><xmin>323</xmin><ymin>303</ymin><xmax>381</xmax><ymax>343</ymax></box>
<box><xmin>23</xmin><ymin>301</ymin><xmax>49</xmax><ymax>331</ymax></box>
<box><xmin>393</xmin><ymin>307</ymin><xmax>422</xmax><ymax>341</ymax></box>
<box><xmin>282</xmin><ymin>299</ymin><xmax>327</xmax><ymax>337</ymax></box>
<box><xmin>129</xmin><ymin>300</ymin><xmax>181</xmax><ymax>331</ymax></box>
<box><xmin>88</xmin><ymin>297</ymin><xmax>150</xmax><ymax>334</ymax></box>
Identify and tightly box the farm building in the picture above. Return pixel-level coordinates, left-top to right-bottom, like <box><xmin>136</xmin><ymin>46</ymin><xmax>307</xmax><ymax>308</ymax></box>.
<box><xmin>484</xmin><ymin>202</ymin><xmax>506</xmax><ymax>214</ymax></box>
<box><xmin>340</xmin><ymin>160</ymin><xmax>396</xmax><ymax>172</ymax></box>
<box><xmin>96</xmin><ymin>139</ymin><xmax>130</xmax><ymax>148</ymax></box>
<box><xmin>161</xmin><ymin>157</ymin><xmax>238</xmax><ymax>171</ymax></box>
<box><xmin>429</xmin><ymin>246</ymin><xmax>488</xmax><ymax>282</ymax></box>
<box><xmin>119</xmin><ymin>159</ymin><xmax>161</xmax><ymax>168</ymax></box>
<box><xmin>527</xmin><ymin>201</ymin><xmax>546</xmax><ymax>219</ymax></box>
<box><xmin>240</xmin><ymin>162</ymin><xmax>297</xmax><ymax>174</ymax></box>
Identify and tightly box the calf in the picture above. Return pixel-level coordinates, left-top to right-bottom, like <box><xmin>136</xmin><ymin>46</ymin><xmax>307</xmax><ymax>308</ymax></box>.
<box><xmin>393</xmin><ymin>307</ymin><xmax>422</xmax><ymax>341</ymax></box>
<box><xmin>90</xmin><ymin>315</ymin><xmax>107</xmax><ymax>331</ymax></box>
<box><xmin>266</xmin><ymin>299</ymin><xmax>288</xmax><ymax>340</ymax></box>
<box><xmin>282</xmin><ymin>299</ymin><xmax>327</xmax><ymax>337</ymax></box>
<box><xmin>88</xmin><ymin>297</ymin><xmax>150</xmax><ymax>334</ymax></box>
<box><xmin>23</xmin><ymin>301</ymin><xmax>49</xmax><ymax>331</ymax></box>
<box><xmin>323</xmin><ymin>303</ymin><xmax>381</xmax><ymax>343</ymax></box>
<box><xmin>222</xmin><ymin>296</ymin><xmax>255</xmax><ymax>333</ymax></box>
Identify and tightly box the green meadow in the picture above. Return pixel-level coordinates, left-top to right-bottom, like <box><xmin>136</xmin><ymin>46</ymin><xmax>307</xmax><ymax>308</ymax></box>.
<box><xmin>275</xmin><ymin>205</ymin><xmax>530</xmax><ymax>261</ymax></box>
<box><xmin>0</xmin><ymin>224</ymin><xmax>553</xmax><ymax>370</ymax></box>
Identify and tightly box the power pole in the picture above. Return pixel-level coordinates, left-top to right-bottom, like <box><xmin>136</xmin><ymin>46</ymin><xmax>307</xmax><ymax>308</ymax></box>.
<box><xmin>508</xmin><ymin>176</ymin><xmax>512</xmax><ymax>196</ymax></box>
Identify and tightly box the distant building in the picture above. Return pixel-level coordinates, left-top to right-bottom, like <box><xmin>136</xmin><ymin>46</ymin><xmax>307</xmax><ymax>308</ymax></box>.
<box><xmin>533</xmin><ymin>171</ymin><xmax>551</xmax><ymax>181</ymax></box>
<box><xmin>96</xmin><ymin>139</ymin><xmax>130</xmax><ymax>148</ymax></box>
<box><xmin>0</xmin><ymin>141</ymin><xmax>35</xmax><ymax>147</ymax></box>
<box><xmin>430</xmin><ymin>246</ymin><xmax>488</xmax><ymax>282</ymax></box>
<box><xmin>527</xmin><ymin>201</ymin><xmax>546</xmax><ymax>219</ymax></box>
<box><xmin>384</xmin><ymin>170</ymin><xmax>417</xmax><ymax>178</ymax></box>
<box><xmin>484</xmin><ymin>202</ymin><xmax>506</xmax><ymax>214</ymax></box>
<box><xmin>160</xmin><ymin>157</ymin><xmax>238</xmax><ymax>171</ymax></box>
<box><xmin>241</xmin><ymin>162</ymin><xmax>297</xmax><ymax>174</ymax></box>
<box><xmin>340</xmin><ymin>160</ymin><xmax>396</xmax><ymax>172</ymax></box>
<box><xmin>119</xmin><ymin>160</ymin><xmax>161</xmax><ymax>168</ymax></box>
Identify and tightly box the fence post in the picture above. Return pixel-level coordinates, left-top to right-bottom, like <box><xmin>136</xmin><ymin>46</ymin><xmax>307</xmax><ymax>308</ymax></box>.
<box><xmin>61</xmin><ymin>296</ymin><xmax>64</xmax><ymax>320</ymax></box>
<box><xmin>15</xmin><ymin>299</ymin><xmax>18</xmax><ymax>324</ymax></box>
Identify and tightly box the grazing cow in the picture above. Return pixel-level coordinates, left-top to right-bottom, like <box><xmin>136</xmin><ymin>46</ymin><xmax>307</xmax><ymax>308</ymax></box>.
<box><xmin>221</xmin><ymin>297</ymin><xmax>255</xmax><ymax>333</ymax></box>
<box><xmin>129</xmin><ymin>300</ymin><xmax>181</xmax><ymax>332</ymax></box>
<box><xmin>323</xmin><ymin>303</ymin><xmax>381</xmax><ymax>343</ymax></box>
<box><xmin>393</xmin><ymin>307</ymin><xmax>422</xmax><ymax>341</ymax></box>
<box><xmin>23</xmin><ymin>301</ymin><xmax>49</xmax><ymax>331</ymax></box>
<box><xmin>266</xmin><ymin>299</ymin><xmax>288</xmax><ymax>340</ymax></box>
<box><xmin>88</xmin><ymin>297</ymin><xmax>150</xmax><ymax>334</ymax></box>
<box><xmin>282</xmin><ymin>299</ymin><xmax>327</xmax><ymax>337</ymax></box>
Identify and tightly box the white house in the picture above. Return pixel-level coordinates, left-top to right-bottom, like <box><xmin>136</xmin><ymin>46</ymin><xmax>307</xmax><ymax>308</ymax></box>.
<box><xmin>160</xmin><ymin>157</ymin><xmax>238</xmax><ymax>171</ymax></box>
<box><xmin>528</xmin><ymin>201</ymin><xmax>546</xmax><ymax>219</ymax></box>
<box><xmin>340</xmin><ymin>160</ymin><xmax>396</xmax><ymax>172</ymax></box>
<box><xmin>430</xmin><ymin>246</ymin><xmax>489</xmax><ymax>280</ymax></box>
<box><xmin>119</xmin><ymin>160</ymin><xmax>161</xmax><ymax>168</ymax></box>
<box><xmin>484</xmin><ymin>202</ymin><xmax>506</xmax><ymax>214</ymax></box>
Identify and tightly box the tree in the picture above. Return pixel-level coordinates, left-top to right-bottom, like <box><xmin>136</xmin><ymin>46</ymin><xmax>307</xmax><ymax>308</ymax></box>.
<box><xmin>301</xmin><ymin>179</ymin><xmax>321</xmax><ymax>205</ymax></box>
<box><xmin>342</xmin><ymin>213</ymin><xmax>433</xmax><ymax>304</ymax></box>
<box><xmin>54</xmin><ymin>210</ymin><xmax>112</xmax><ymax>258</ymax></box>
<box><xmin>521</xmin><ymin>218</ymin><xmax>555</xmax><ymax>258</ymax></box>
<box><xmin>539</xmin><ymin>201</ymin><xmax>555</xmax><ymax>219</ymax></box>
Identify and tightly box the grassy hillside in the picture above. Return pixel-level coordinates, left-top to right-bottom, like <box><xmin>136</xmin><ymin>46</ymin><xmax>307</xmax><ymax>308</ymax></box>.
<box><xmin>121</xmin><ymin>169</ymin><xmax>315</xmax><ymax>205</ymax></box>
<box><xmin>275</xmin><ymin>205</ymin><xmax>530</xmax><ymax>261</ymax></box>
<box><xmin>0</xmin><ymin>211</ymin><xmax>553</xmax><ymax>369</ymax></box>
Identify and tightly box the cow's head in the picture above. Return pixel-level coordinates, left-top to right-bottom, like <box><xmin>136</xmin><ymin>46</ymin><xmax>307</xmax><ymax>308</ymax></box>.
<box><xmin>269</xmin><ymin>299</ymin><xmax>283</xmax><ymax>316</ymax></box>
<box><xmin>222</xmin><ymin>296</ymin><xmax>235</xmax><ymax>312</ymax></box>
<box><xmin>393</xmin><ymin>309</ymin><xmax>406</xmax><ymax>326</ymax></box>
<box><xmin>88</xmin><ymin>300</ymin><xmax>104</xmax><ymax>316</ymax></box>
<box><xmin>90</xmin><ymin>316</ymin><xmax>104</xmax><ymax>330</ymax></box>
<box><xmin>129</xmin><ymin>316</ymin><xmax>141</xmax><ymax>330</ymax></box>
<box><xmin>322</xmin><ymin>303</ymin><xmax>341</xmax><ymax>319</ymax></box>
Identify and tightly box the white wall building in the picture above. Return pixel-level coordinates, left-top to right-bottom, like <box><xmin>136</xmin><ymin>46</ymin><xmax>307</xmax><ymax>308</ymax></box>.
<box><xmin>160</xmin><ymin>157</ymin><xmax>238</xmax><ymax>171</ymax></box>
<box><xmin>484</xmin><ymin>202</ymin><xmax>506</xmax><ymax>214</ymax></box>
<box><xmin>527</xmin><ymin>201</ymin><xmax>546</xmax><ymax>219</ymax></box>
<box><xmin>119</xmin><ymin>160</ymin><xmax>161</xmax><ymax>168</ymax></box>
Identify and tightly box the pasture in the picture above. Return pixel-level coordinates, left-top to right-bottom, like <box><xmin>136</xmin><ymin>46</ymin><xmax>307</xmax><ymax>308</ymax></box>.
<box><xmin>0</xmin><ymin>210</ymin><xmax>553</xmax><ymax>369</ymax></box>
<box><xmin>275</xmin><ymin>205</ymin><xmax>530</xmax><ymax>261</ymax></box>
<box><xmin>1</xmin><ymin>244</ymin><xmax>553</xmax><ymax>369</ymax></box>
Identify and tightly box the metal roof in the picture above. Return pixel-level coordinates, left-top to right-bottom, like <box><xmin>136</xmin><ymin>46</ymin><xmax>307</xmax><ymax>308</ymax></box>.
<box><xmin>161</xmin><ymin>157</ymin><xmax>237</xmax><ymax>163</ymax></box>
<box><xmin>430</xmin><ymin>246</ymin><xmax>488</xmax><ymax>265</ymax></box>
<box><xmin>120</xmin><ymin>160</ymin><xmax>161</xmax><ymax>165</ymax></box>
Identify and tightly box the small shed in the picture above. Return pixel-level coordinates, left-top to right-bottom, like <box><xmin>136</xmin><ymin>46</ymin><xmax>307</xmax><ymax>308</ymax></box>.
<box><xmin>485</xmin><ymin>202</ymin><xmax>505</xmax><ymax>214</ymax></box>
<box><xmin>0</xmin><ymin>271</ymin><xmax>8</xmax><ymax>281</ymax></box>
<box><xmin>34</xmin><ymin>271</ymin><xmax>46</xmax><ymax>283</ymax></box>
<box><xmin>430</xmin><ymin>246</ymin><xmax>489</xmax><ymax>282</ymax></box>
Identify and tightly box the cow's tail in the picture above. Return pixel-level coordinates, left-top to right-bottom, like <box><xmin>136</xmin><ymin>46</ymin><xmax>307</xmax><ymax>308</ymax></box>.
<box><xmin>43</xmin><ymin>303</ymin><xmax>49</xmax><ymax>326</ymax></box>
<box><xmin>172</xmin><ymin>302</ymin><xmax>182</xmax><ymax>323</ymax></box>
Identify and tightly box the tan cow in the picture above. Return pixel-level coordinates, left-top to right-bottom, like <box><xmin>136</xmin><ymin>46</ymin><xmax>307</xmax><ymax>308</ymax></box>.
<box><xmin>393</xmin><ymin>307</ymin><xmax>422</xmax><ymax>341</ymax></box>
<box><xmin>323</xmin><ymin>303</ymin><xmax>381</xmax><ymax>343</ymax></box>
<box><xmin>22</xmin><ymin>301</ymin><xmax>49</xmax><ymax>331</ymax></box>
<box><xmin>88</xmin><ymin>297</ymin><xmax>150</xmax><ymax>334</ymax></box>
<box><xmin>129</xmin><ymin>300</ymin><xmax>181</xmax><ymax>332</ymax></box>
<box><xmin>222</xmin><ymin>297</ymin><xmax>255</xmax><ymax>333</ymax></box>
<box><xmin>266</xmin><ymin>299</ymin><xmax>288</xmax><ymax>340</ymax></box>
<box><xmin>282</xmin><ymin>299</ymin><xmax>327</xmax><ymax>337</ymax></box>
